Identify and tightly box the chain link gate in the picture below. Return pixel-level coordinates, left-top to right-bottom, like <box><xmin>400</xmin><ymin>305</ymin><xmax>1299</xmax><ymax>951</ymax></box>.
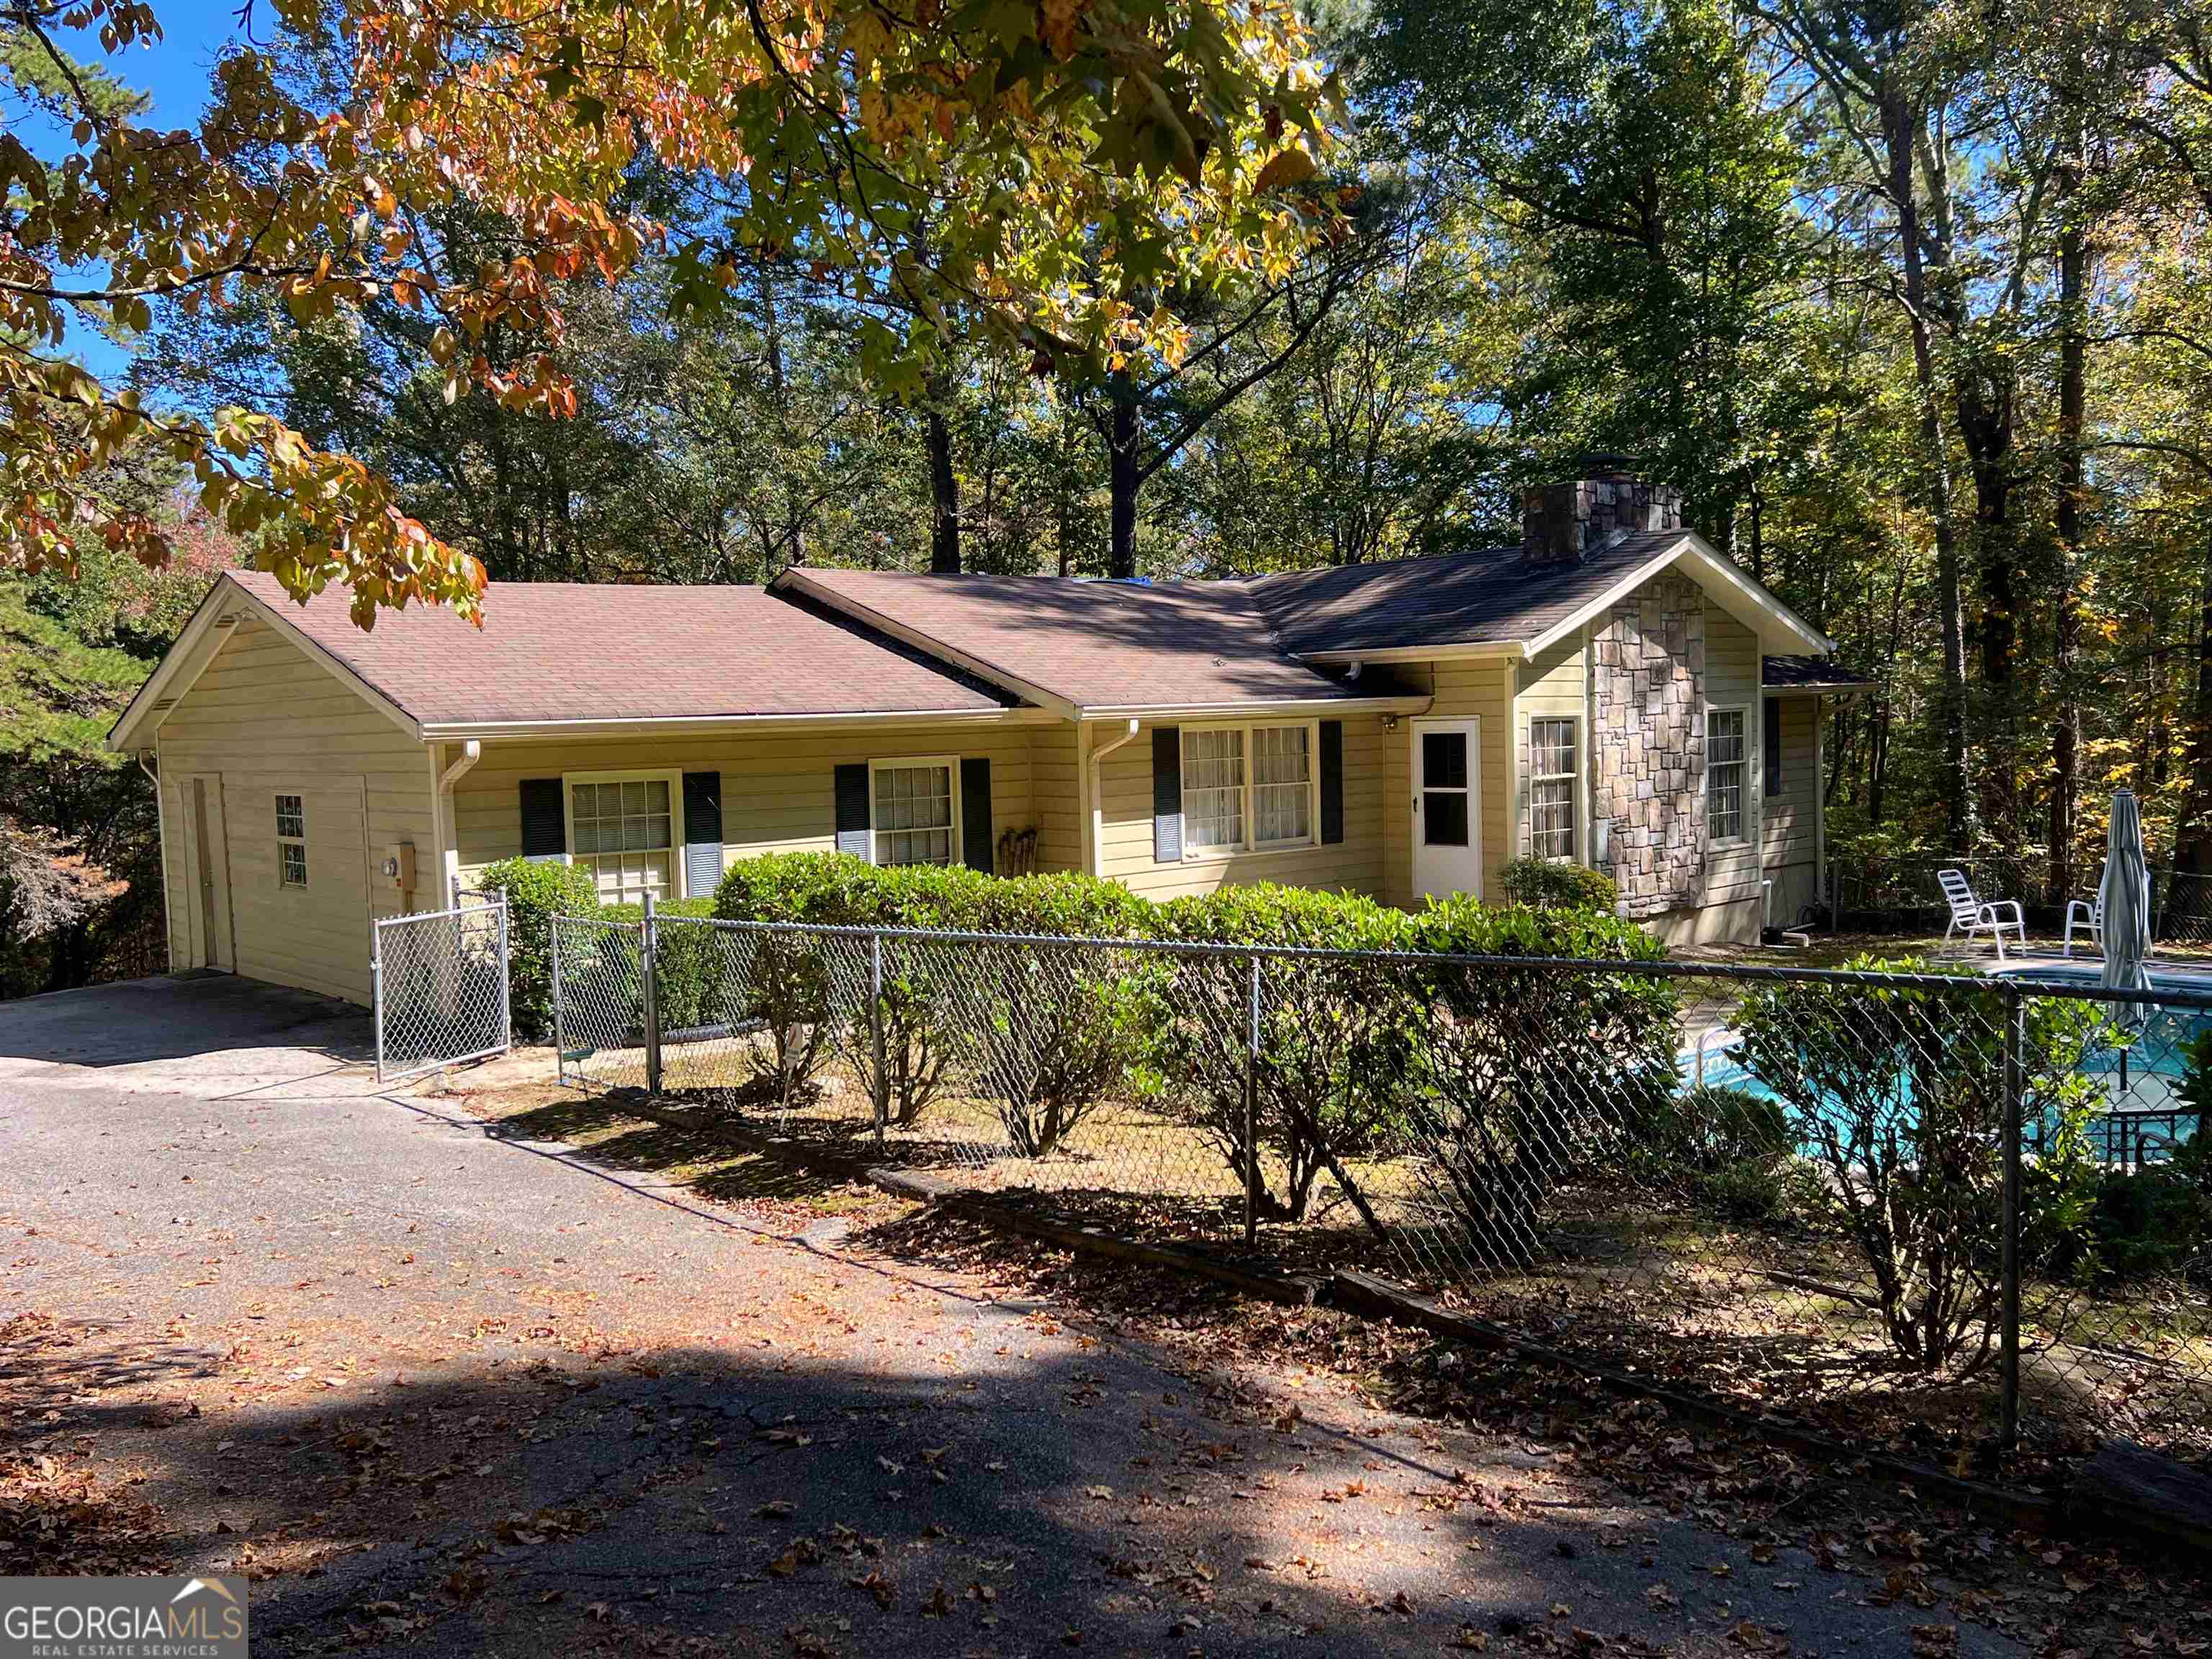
<box><xmin>373</xmin><ymin>897</ymin><xmax>513</xmax><ymax>1082</ymax></box>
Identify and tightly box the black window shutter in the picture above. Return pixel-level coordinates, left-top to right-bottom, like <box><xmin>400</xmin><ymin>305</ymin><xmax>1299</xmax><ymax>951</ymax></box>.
<box><xmin>1763</xmin><ymin>698</ymin><xmax>1783</xmax><ymax>796</ymax></box>
<box><xmin>1152</xmin><ymin>727</ymin><xmax>1182</xmax><ymax>862</ymax></box>
<box><xmin>520</xmin><ymin>778</ymin><xmax>565</xmax><ymax>858</ymax></box>
<box><xmin>1318</xmin><ymin>720</ymin><xmax>1345</xmax><ymax>845</ymax></box>
<box><xmin>834</xmin><ymin>764</ymin><xmax>872</xmax><ymax>860</ymax></box>
<box><xmin>683</xmin><ymin>770</ymin><xmax>723</xmax><ymax>898</ymax></box>
<box><xmin>961</xmin><ymin>757</ymin><xmax>994</xmax><ymax>873</ymax></box>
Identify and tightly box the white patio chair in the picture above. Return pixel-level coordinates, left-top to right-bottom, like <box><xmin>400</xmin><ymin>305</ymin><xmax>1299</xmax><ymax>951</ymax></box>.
<box><xmin>2062</xmin><ymin>862</ymin><xmax>2106</xmax><ymax>959</ymax></box>
<box><xmin>1938</xmin><ymin>866</ymin><xmax>2026</xmax><ymax>961</ymax></box>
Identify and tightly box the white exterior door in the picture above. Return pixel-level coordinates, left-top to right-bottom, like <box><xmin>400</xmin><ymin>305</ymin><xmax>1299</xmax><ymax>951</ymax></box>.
<box><xmin>1412</xmin><ymin>717</ymin><xmax>1483</xmax><ymax>902</ymax></box>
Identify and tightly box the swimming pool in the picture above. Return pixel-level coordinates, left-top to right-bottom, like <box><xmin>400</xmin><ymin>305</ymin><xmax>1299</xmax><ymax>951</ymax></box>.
<box><xmin>1681</xmin><ymin>963</ymin><xmax>2212</xmax><ymax>1164</ymax></box>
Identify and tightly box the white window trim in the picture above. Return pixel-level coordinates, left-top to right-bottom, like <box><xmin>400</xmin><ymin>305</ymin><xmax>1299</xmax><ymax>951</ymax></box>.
<box><xmin>560</xmin><ymin>768</ymin><xmax>688</xmax><ymax>900</ymax></box>
<box><xmin>868</xmin><ymin>755</ymin><xmax>963</xmax><ymax>869</ymax></box>
<box><xmin>1525</xmin><ymin>711</ymin><xmax>1586</xmax><ymax>865</ymax></box>
<box><xmin>274</xmin><ymin>791</ymin><xmax>307</xmax><ymax>889</ymax></box>
<box><xmin>1179</xmin><ymin>719</ymin><xmax>1322</xmax><ymax>860</ymax></box>
<box><xmin>1704</xmin><ymin>704</ymin><xmax>1753</xmax><ymax>849</ymax></box>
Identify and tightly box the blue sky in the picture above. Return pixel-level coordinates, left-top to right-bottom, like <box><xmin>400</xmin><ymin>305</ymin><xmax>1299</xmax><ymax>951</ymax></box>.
<box><xmin>50</xmin><ymin>0</ymin><xmax>243</xmax><ymax>377</ymax></box>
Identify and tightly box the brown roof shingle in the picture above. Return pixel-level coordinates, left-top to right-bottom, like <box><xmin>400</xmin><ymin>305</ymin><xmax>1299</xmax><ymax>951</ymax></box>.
<box><xmin>221</xmin><ymin>571</ymin><xmax>1016</xmax><ymax>728</ymax></box>
<box><xmin>1241</xmin><ymin>533</ymin><xmax>1684</xmax><ymax>655</ymax></box>
<box><xmin>781</xmin><ymin>569</ymin><xmax>1386</xmax><ymax>711</ymax></box>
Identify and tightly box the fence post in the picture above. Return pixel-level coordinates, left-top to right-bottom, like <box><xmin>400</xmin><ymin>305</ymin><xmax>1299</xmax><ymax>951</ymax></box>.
<box><xmin>870</xmin><ymin>931</ymin><xmax>888</xmax><ymax>1152</ymax></box>
<box><xmin>2000</xmin><ymin>981</ymin><xmax>2025</xmax><ymax>1451</ymax></box>
<box><xmin>1244</xmin><ymin>953</ymin><xmax>1261</xmax><ymax>1248</ymax></box>
<box><xmin>372</xmin><ymin>924</ymin><xmax>386</xmax><ymax>1083</ymax></box>
<box><xmin>642</xmin><ymin>891</ymin><xmax>661</xmax><ymax>1096</ymax></box>
<box><xmin>495</xmin><ymin>896</ymin><xmax>512</xmax><ymax>1053</ymax></box>
<box><xmin>549</xmin><ymin>909</ymin><xmax>565</xmax><ymax>1080</ymax></box>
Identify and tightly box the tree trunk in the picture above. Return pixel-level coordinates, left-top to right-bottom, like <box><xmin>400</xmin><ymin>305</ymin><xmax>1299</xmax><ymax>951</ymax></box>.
<box><xmin>1881</xmin><ymin>83</ymin><xmax>1974</xmax><ymax>852</ymax></box>
<box><xmin>925</xmin><ymin>382</ymin><xmax>960</xmax><ymax>575</ymax></box>
<box><xmin>1107</xmin><ymin>371</ymin><xmax>1140</xmax><ymax>580</ymax></box>
<box><xmin>2170</xmin><ymin>538</ymin><xmax>2212</xmax><ymax>882</ymax></box>
<box><xmin>1958</xmin><ymin>364</ymin><xmax>2018</xmax><ymax>839</ymax></box>
<box><xmin>2049</xmin><ymin>180</ymin><xmax>2087</xmax><ymax>901</ymax></box>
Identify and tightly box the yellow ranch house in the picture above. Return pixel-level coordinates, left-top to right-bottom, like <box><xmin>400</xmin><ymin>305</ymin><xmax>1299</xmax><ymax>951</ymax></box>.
<box><xmin>109</xmin><ymin>462</ymin><xmax>1868</xmax><ymax>1005</ymax></box>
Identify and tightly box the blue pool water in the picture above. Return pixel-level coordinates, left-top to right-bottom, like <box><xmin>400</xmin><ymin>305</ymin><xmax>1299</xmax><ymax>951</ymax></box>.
<box><xmin>1681</xmin><ymin>967</ymin><xmax>2211</xmax><ymax>1164</ymax></box>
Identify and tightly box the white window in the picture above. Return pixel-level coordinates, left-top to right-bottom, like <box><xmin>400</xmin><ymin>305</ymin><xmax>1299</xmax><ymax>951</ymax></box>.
<box><xmin>1707</xmin><ymin>708</ymin><xmax>1748</xmax><ymax>843</ymax></box>
<box><xmin>871</xmin><ymin>758</ymin><xmax>958</xmax><ymax>867</ymax></box>
<box><xmin>567</xmin><ymin>773</ymin><xmax>678</xmax><ymax>904</ymax></box>
<box><xmin>1529</xmin><ymin>717</ymin><xmax>1578</xmax><ymax>862</ymax></box>
<box><xmin>274</xmin><ymin>793</ymin><xmax>307</xmax><ymax>888</ymax></box>
<box><xmin>1180</xmin><ymin>721</ymin><xmax>1316</xmax><ymax>857</ymax></box>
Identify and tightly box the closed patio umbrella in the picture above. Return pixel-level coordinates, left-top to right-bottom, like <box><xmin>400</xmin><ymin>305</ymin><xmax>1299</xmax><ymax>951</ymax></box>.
<box><xmin>2101</xmin><ymin>788</ymin><xmax>2153</xmax><ymax>1026</ymax></box>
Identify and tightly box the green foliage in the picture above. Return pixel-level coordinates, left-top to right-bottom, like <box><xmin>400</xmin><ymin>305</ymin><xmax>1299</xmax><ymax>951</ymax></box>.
<box><xmin>1402</xmin><ymin>893</ymin><xmax>1681</xmax><ymax>1259</ymax></box>
<box><xmin>1629</xmin><ymin>1086</ymin><xmax>1799</xmax><ymax>1223</ymax></box>
<box><xmin>1732</xmin><ymin>956</ymin><xmax>2104</xmax><ymax>1375</ymax></box>
<box><xmin>1154</xmin><ymin>886</ymin><xmax>1419</xmax><ymax>1223</ymax></box>
<box><xmin>1498</xmin><ymin>858</ymin><xmax>1619</xmax><ymax>913</ymax></box>
<box><xmin>476</xmin><ymin>858</ymin><xmax>599</xmax><ymax>1039</ymax></box>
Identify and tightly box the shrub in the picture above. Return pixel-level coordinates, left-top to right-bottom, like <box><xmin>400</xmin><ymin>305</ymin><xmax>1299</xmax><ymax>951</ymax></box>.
<box><xmin>601</xmin><ymin>897</ymin><xmax>722</xmax><ymax>1034</ymax></box>
<box><xmin>1498</xmin><ymin>857</ymin><xmax>1619</xmax><ymax>913</ymax></box>
<box><xmin>1154</xmin><ymin>886</ymin><xmax>1417</xmax><ymax>1228</ymax></box>
<box><xmin>477</xmin><ymin>857</ymin><xmax>600</xmax><ymax>1039</ymax></box>
<box><xmin>1399</xmin><ymin>895</ymin><xmax>1680</xmax><ymax>1262</ymax></box>
<box><xmin>1732</xmin><ymin>956</ymin><xmax>2103</xmax><ymax>1375</ymax></box>
<box><xmin>831</xmin><ymin>864</ymin><xmax>996</xmax><ymax>1126</ymax></box>
<box><xmin>956</xmin><ymin>873</ymin><xmax>1159</xmax><ymax>1156</ymax></box>
<box><xmin>1629</xmin><ymin>1085</ymin><xmax>1799</xmax><ymax>1223</ymax></box>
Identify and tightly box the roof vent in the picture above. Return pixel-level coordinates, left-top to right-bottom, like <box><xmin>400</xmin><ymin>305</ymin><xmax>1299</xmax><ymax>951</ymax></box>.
<box><xmin>213</xmin><ymin>613</ymin><xmax>238</xmax><ymax>628</ymax></box>
<box><xmin>153</xmin><ymin>697</ymin><xmax>176</xmax><ymax>711</ymax></box>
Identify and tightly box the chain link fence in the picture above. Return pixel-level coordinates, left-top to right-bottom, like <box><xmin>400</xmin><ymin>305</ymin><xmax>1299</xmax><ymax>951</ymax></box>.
<box><xmin>372</xmin><ymin>898</ymin><xmax>511</xmax><ymax>1082</ymax></box>
<box><xmin>553</xmin><ymin>904</ymin><xmax>2212</xmax><ymax>1472</ymax></box>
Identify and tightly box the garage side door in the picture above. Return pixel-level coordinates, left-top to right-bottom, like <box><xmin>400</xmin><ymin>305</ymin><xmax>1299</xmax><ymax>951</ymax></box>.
<box><xmin>221</xmin><ymin>773</ymin><xmax>374</xmax><ymax>1004</ymax></box>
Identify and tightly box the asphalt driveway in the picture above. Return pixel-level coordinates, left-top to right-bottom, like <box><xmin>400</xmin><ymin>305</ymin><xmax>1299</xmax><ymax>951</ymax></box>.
<box><xmin>0</xmin><ymin>974</ymin><xmax>2025</xmax><ymax>1657</ymax></box>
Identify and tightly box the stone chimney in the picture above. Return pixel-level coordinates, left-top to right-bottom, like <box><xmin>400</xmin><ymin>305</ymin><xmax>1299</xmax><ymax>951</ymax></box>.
<box><xmin>1523</xmin><ymin>457</ymin><xmax>1684</xmax><ymax>565</ymax></box>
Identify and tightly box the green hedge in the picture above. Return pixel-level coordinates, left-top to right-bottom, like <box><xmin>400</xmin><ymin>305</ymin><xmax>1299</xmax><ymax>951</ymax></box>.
<box><xmin>477</xmin><ymin>858</ymin><xmax>600</xmax><ymax>1039</ymax></box>
<box><xmin>710</xmin><ymin>854</ymin><xmax>1675</xmax><ymax>1187</ymax></box>
<box><xmin>1498</xmin><ymin>856</ymin><xmax>1620</xmax><ymax>912</ymax></box>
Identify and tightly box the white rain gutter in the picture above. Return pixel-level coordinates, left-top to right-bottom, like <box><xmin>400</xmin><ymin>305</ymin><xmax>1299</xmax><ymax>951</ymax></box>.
<box><xmin>1087</xmin><ymin>719</ymin><xmax>1141</xmax><ymax>878</ymax></box>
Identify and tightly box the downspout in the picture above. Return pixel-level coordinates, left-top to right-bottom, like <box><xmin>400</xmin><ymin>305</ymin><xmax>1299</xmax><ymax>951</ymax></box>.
<box><xmin>1088</xmin><ymin>719</ymin><xmax>1141</xmax><ymax>879</ymax></box>
<box><xmin>435</xmin><ymin>739</ymin><xmax>482</xmax><ymax>906</ymax></box>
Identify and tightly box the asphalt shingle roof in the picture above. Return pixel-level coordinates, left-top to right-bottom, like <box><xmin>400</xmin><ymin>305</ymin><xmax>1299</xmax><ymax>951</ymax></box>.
<box><xmin>782</xmin><ymin>569</ymin><xmax>1385</xmax><ymax>711</ymax></box>
<box><xmin>220</xmin><ymin>571</ymin><xmax>1015</xmax><ymax>727</ymax></box>
<box><xmin>1241</xmin><ymin>532</ymin><xmax>1685</xmax><ymax>655</ymax></box>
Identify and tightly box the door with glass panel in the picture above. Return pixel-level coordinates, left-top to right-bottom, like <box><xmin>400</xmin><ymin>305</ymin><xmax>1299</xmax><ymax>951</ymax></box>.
<box><xmin>1411</xmin><ymin>717</ymin><xmax>1483</xmax><ymax>901</ymax></box>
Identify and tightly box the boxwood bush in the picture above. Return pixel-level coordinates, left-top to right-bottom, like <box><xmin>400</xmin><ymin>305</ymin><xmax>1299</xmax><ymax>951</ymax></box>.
<box><xmin>706</xmin><ymin>855</ymin><xmax>1678</xmax><ymax>1202</ymax></box>
<box><xmin>476</xmin><ymin>857</ymin><xmax>600</xmax><ymax>1039</ymax></box>
<box><xmin>1498</xmin><ymin>857</ymin><xmax>1619</xmax><ymax>912</ymax></box>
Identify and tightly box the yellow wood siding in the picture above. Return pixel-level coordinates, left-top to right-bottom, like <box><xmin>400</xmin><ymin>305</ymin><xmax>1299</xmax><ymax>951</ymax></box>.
<box><xmin>1703</xmin><ymin>606</ymin><xmax>1763</xmax><ymax>908</ymax></box>
<box><xmin>1514</xmin><ymin>635</ymin><xmax>1587</xmax><ymax>866</ymax></box>
<box><xmin>156</xmin><ymin>613</ymin><xmax>433</xmax><ymax>1004</ymax></box>
<box><xmin>452</xmin><ymin>724</ymin><xmax>1040</xmax><ymax>888</ymax></box>
<box><xmin>1384</xmin><ymin>660</ymin><xmax>1512</xmax><ymax>907</ymax></box>
<box><xmin>1030</xmin><ymin>724</ymin><xmax>1081</xmax><ymax>873</ymax></box>
<box><xmin>1094</xmin><ymin>716</ymin><xmax>1388</xmax><ymax>902</ymax></box>
<box><xmin>1763</xmin><ymin>695</ymin><xmax>1820</xmax><ymax>923</ymax></box>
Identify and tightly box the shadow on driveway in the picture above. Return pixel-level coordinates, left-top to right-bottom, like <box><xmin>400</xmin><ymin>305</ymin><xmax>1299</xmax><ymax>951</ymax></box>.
<box><xmin>0</xmin><ymin>973</ymin><xmax>372</xmax><ymax>1091</ymax></box>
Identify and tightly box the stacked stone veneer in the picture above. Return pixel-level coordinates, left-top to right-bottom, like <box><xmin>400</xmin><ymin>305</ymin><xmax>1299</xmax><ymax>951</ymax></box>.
<box><xmin>1591</xmin><ymin>571</ymin><xmax>1706</xmax><ymax>918</ymax></box>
